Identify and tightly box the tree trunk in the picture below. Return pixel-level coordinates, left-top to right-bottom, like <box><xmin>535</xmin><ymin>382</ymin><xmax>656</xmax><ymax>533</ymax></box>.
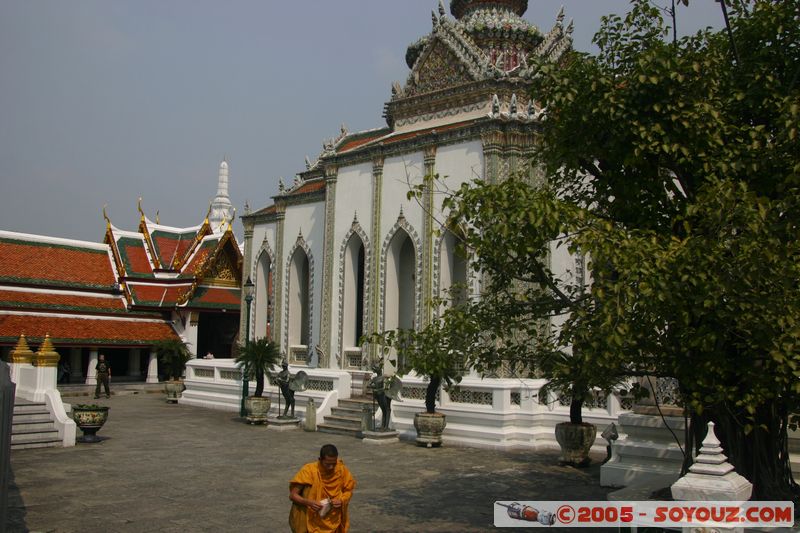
<box><xmin>426</xmin><ymin>376</ymin><xmax>441</xmax><ymax>414</ymax></box>
<box><xmin>683</xmin><ymin>398</ymin><xmax>799</xmax><ymax>502</ymax></box>
<box><xmin>569</xmin><ymin>397</ymin><xmax>583</xmax><ymax>424</ymax></box>
<box><xmin>254</xmin><ymin>373</ymin><xmax>264</xmax><ymax>397</ymax></box>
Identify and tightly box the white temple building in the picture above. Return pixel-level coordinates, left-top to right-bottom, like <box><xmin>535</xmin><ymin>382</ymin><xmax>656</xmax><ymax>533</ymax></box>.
<box><xmin>197</xmin><ymin>0</ymin><xmax>629</xmax><ymax>450</ymax></box>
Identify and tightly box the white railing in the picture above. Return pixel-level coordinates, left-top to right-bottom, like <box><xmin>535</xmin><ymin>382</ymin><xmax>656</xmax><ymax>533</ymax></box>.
<box><xmin>181</xmin><ymin>359</ymin><xmax>351</xmax><ymax>425</ymax></box>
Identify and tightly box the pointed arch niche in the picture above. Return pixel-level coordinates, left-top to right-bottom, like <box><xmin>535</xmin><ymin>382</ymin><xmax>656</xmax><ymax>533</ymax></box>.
<box><xmin>285</xmin><ymin>237</ymin><xmax>314</xmax><ymax>363</ymax></box>
<box><xmin>380</xmin><ymin>216</ymin><xmax>422</xmax><ymax>341</ymax></box>
<box><xmin>253</xmin><ymin>241</ymin><xmax>275</xmax><ymax>341</ymax></box>
<box><xmin>337</xmin><ymin>220</ymin><xmax>370</xmax><ymax>368</ymax></box>
<box><xmin>436</xmin><ymin>226</ymin><xmax>469</xmax><ymax>308</ymax></box>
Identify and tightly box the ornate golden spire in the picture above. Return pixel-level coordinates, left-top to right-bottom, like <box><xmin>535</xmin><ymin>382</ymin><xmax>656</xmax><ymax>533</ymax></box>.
<box><xmin>138</xmin><ymin>197</ymin><xmax>146</xmax><ymax>222</ymax></box>
<box><xmin>10</xmin><ymin>334</ymin><xmax>34</xmax><ymax>364</ymax></box>
<box><xmin>103</xmin><ymin>204</ymin><xmax>111</xmax><ymax>230</ymax></box>
<box><xmin>34</xmin><ymin>334</ymin><xmax>60</xmax><ymax>367</ymax></box>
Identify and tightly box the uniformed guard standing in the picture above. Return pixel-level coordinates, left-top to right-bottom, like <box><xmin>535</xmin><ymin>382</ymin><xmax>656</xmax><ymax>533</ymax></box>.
<box><xmin>94</xmin><ymin>354</ymin><xmax>111</xmax><ymax>399</ymax></box>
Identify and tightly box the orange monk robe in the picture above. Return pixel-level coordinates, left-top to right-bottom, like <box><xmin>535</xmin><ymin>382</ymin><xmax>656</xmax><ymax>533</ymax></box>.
<box><xmin>289</xmin><ymin>459</ymin><xmax>356</xmax><ymax>533</ymax></box>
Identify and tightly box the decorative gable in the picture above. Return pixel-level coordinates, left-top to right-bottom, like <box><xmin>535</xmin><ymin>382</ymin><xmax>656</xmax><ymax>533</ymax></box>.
<box><xmin>407</xmin><ymin>39</ymin><xmax>475</xmax><ymax>97</ymax></box>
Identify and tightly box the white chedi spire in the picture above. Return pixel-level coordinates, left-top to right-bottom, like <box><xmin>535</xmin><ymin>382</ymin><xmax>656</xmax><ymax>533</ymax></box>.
<box><xmin>209</xmin><ymin>158</ymin><xmax>234</xmax><ymax>233</ymax></box>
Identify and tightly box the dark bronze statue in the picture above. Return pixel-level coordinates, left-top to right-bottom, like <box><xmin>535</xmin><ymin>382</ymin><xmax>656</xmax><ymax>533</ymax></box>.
<box><xmin>277</xmin><ymin>362</ymin><xmax>295</xmax><ymax>418</ymax></box>
<box><xmin>369</xmin><ymin>364</ymin><xmax>392</xmax><ymax>431</ymax></box>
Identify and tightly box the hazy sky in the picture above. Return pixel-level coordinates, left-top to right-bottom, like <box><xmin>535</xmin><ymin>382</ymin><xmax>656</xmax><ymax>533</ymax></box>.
<box><xmin>0</xmin><ymin>1</ymin><xmax>725</xmax><ymax>243</ymax></box>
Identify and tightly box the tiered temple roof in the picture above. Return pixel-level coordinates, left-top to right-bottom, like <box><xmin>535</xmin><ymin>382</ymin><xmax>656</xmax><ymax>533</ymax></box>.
<box><xmin>0</xmin><ymin>231</ymin><xmax>176</xmax><ymax>347</ymax></box>
<box><xmin>1</xmin><ymin>189</ymin><xmax>243</xmax><ymax>347</ymax></box>
<box><xmin>248</xmin><ymin>0</ymin><xmax>572</xmax><ymax>212</ymax></box>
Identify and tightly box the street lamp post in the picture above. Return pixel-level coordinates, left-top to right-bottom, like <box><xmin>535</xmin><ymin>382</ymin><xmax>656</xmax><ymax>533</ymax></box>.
<box><xmin>240</xmin><ymin>276</ymin><xmax>254</xmax><ymax>417</ymax></box>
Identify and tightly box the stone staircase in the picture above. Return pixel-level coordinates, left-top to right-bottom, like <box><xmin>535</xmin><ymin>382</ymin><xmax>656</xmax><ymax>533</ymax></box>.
<box><xmin>11</xmin><ymin>400</ymin><xmax>61</xmax><ymax>450</ymax></box>
<box><xmin>317</xmin><ymin>397</ymin><xmax>374</xmax><ymax>438</ymax></box>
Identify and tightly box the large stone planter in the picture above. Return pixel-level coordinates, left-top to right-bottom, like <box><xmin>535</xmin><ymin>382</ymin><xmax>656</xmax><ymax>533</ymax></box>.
<box><xmin>245</xmin><ymin>396</ymin><xmax>271</xmax><ymax>425</ymax></box>
<box><xmin>555</xmin><ymin>422</ymin><xmax>596</xmax><ymax>467</ymax></box>
<box><xmin>164</xmin><ymin>380</ymin><xmax>185</xmax><ymax>403</ymax></box>
<box><xmin>72</xmin><ymin>404</ymin><xmax>109</xmax><ymax>443</ymax></box>
<box><xmin>414</xmin><ymin>412</ymin><xmax>446</xmax><ymax>448</ymax></box>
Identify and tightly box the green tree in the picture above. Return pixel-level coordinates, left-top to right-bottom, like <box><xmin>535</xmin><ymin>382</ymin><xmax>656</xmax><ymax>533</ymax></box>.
<box><xmin>153</xmin><ymin>339</ymin><xmax>192</xmax><ymax>381</ymax></box>
<box><xmin>235</xmin><ymin>337</ymin><xmax>281</xmax><ymax>397</ymax></box>
<box><xmin>435</xmin><ymin>0</ymin><xmax>798</xmax><ymax>499</ymax></box>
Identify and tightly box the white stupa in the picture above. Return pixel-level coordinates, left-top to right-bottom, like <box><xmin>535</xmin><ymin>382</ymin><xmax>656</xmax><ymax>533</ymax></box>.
<box><xmin>208</xmin><ymin>158</ymin><xmax>234</xmax><ymax>233</ymax></box>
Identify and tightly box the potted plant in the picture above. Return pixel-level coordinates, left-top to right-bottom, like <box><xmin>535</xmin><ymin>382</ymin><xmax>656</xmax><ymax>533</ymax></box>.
<box><xmin>72</xmin><ymin>404</ymin><xmax>110</xmax><ymax>443</ymax></box>
<box><xmin>235</xmin><ymin>337</ymin><xmax>281</xmax><ymax>424</ymax></box>
<box><xmin>153</xmin><ymin>339</ymin><xmax>192</xmax><ymax>403</ymax></box>
<box><xmin>367</xmin><ymin>313</ymin><xmax>465</xmax><ymax>447</ymax></box>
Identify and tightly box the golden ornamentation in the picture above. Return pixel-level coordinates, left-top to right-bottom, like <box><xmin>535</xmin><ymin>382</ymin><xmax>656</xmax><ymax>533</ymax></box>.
<box><xmin>10</xmin><ymin>334</ymin><xmax>34</xmax><ymax>364</ymax></box>
<box><xmin>33</xmin><ymin>334</ymin><xmax>60</xmax><ymax>367</ymax></box>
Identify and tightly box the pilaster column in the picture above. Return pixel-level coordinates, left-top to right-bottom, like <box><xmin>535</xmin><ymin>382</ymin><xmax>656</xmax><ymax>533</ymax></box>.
<box><xmin>481</xmin><ymin>130</ymin><xmax>504</xmax><ymax>184</ymax></box>
<box><xmin>85</xmin><ymin>350</ymin><xmax>98</xmax><ymax>385</ymax></box>
<box><xmin>240</xmin><ymin>219</ymin><xmax>255</xmax><ymax>343</ymax></box>
<box><xmin>273</xmin><ymin>206</ymin><xmax>286</xmax><ymax>354</ymax></box>
<box><xmin>421</xmin><ymin>145</ymin><xmax>437</xmax><ymax>328</ymax></box>
<box><xmin>368</xmin><ymin>156</ymin><xmax>384</xmax><ymax>362</ymax></box>
<box><xmin>146</xmin><ymin>350</ymin><xmax>159</xmax><ymax>383</ymax></box>
<box><xmin>319</xmin><ymin>164</ymin><xmax>338</xmax><ymax>368</ymax></box>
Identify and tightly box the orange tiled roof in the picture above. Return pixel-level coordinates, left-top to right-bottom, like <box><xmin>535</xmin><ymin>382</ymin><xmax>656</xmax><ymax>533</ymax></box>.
<box><xmin>337</xmin><ymin>131</ymin><xmax>388</xmax><ymax>153</ymax></box>
<box><xmin>0</xmin><ymin>237</ymin><xmax>116</xmax><ymax>289</ymax></box>
<box><xmin>117</xmin><ymin>237</ymin><xmax>154</xmax><ymax>277</ymax></box>
<box><xmin>181</xmin><ymin>238</ymin><xmax>218</xmax><ymax>278</ymax></box>
<box><xmin>186</xmin><ymin>286</ymin><xmax>241</xmax><ymax>310</ymax></box>
<box><xmin>128</xmin><ymin>284</ymin><xmax>187</xmax><ymax>307</ymax></box>
<box><xmin>0</xmin><ymin>289</ymin><xmax>128</xmax><ymax>314</ymax></box>
<box><xmin>0</xmin><ymin>314</ymin><xmax>178</xmax><ymax>346</ymax></box>
<box><xmin>150</xmin><ymin>230</ymin><xmax>198</xmax><ymax>270</ymax></box>
<box><xmin>287</xmin><ymin>180</ymin><xmax>325</xmax><ymax>196</ymax></box>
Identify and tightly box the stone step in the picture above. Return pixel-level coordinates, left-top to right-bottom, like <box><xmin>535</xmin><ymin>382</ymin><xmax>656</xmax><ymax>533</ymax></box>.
<box><xmin>11</xmin><ymin>436</ymin><xmax>62</xmax><ymax>450</ymax></box>
<box><xmin>13</xmin><ymin>420</ymin><xmax>57</xmax><ymax>432</ymax></box>
<box><xmin>13</xmin><ymin>403</ymin><xmax>48</xmax><ymax>415</ymax></box>
<box><xmin>323</xmin><ymin>415</ymin><xmax>362</xmax><ymax>430</ymax></box>
<box><xmin>12</xmin><ymin>428</ymin><xmax>60</xmax><ymax>444</ymax></box>
<box><xmin>12</xmin><ymin>412</ymin><xmax>51</xmax><ymax>423</ymax></box>
<box><xmin>330</xmin><ymin>406</ymin><xmax>367</xmax><ymax>418</ymax></box>
<box><xmin>316</xmin><ymin>423</ymin><xmax>362</xmax><ymax>438</ymax></box>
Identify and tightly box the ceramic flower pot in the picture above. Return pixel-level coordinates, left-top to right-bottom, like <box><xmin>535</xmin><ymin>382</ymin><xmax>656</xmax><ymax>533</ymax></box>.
<box><xmin>414</xmin><ymin>412</ymin><xmax>446</xmax><ymax>448</ymax></box>
<box><xmin>72</xmin><ymin>404</ymin><xmax>110</xmax><ymax>443</ymax></box>
<box><xmin>245</xmin><ymin>396</ymin><xmax>271</xmax><ymax>425</ymax></box>
<box><xmin>554</xmin><ymin>422</ymin><xmax>596</xmax><ymax>467</ymax></box>
<box><xmin>164</xmin><ymin>380</ymin><xmax>185</xmax><ymax>403</ymax></box>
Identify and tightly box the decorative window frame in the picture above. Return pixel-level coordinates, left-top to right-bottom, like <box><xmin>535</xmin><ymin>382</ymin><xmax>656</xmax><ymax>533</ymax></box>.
<box><xmin>283</xmin><ymin>233</ymin><xmax>315</xmax><ymax>359</ymax></box>
<box><xmin>336</xmin><ymin>217</ymin><xmax>371</xmax><ymax>367</ymax></box>
<box><xmin>378</xmin><ymin>214</ymin><xmax>423</xmax><ymax>334</ymax></box>
<box><xmin>252</xmin><ymin>238</ymin><xmax>276</xmax><ymax>342</ymax></box>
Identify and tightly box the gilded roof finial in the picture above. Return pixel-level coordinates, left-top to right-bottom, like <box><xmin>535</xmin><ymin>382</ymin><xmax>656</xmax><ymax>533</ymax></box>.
<box><xmin>137</xmin><ymin>197</ymin><xmax>145</xmax><ymax>221</ymax></box>
<box><xmin>205</xmin><ymin>202</ymin><xmax>212</xmax><ymax>224</ymax></box>
<box><xmin>103</xmin><ymin>204</ymin><xmax>111</xmax><ymax>229</ymax></box>
<box><xmin>10</xmin><ymin>334</ymin><xmax>34</xmax><ymax>364</ymax></box>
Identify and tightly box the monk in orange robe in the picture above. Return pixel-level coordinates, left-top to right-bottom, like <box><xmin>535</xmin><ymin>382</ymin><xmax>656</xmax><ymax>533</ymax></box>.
<box><xmin>289</xmin><ymin>444</ymin><xmax>356</xmax><ymax>533</ymax></box>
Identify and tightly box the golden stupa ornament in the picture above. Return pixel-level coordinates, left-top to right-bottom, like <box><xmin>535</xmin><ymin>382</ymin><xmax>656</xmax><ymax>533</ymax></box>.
<box><xmin>10</xmin><ymin>334</ymin><xmax>34</xmax><ymax>364</ymax></box>
<box><xmin>33</xmin><ymin>334</ymin><xmax>60</xmax><ymax>367</ymax></box>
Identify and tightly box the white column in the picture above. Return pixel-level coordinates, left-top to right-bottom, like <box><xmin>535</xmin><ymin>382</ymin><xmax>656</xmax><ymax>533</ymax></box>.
<box><xmin>146</xmin><ymin>350</ymin><xmax>159</xmax><ymax>384</ymax></box>
<box><xmin>69</xmin><ymin>348</ymin><xmax>82</xmax><ymax>381</ymax></box>
<box><xmin>85</xmin><ymin>350</ymin><xmax>98</xmax><ymax>385</ymax></box>
<box><xmin>128</xmin><ymin>348</ymin><xmax>142</xmax><ymax>378</ymax></box>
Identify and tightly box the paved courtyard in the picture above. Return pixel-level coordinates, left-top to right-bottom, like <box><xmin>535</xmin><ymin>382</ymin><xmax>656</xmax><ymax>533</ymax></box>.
<box><xmin>7</xmin><ymin>391</ymin><xmax>615</xmax><ymax>532</ymax></box>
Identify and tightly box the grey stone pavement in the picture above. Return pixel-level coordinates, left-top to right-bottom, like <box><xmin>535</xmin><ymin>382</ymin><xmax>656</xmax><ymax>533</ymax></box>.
<box><xmin>6</xmin><ymin>391</ymin><xmax>622</xmax><ymax>533</ymax></box>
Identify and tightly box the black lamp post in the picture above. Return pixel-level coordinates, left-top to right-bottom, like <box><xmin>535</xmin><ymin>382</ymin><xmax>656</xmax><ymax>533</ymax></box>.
<box><xmin>240</xmin><ymin>276</ymin><xmax>254</xmax><ymax>417</ymax></box>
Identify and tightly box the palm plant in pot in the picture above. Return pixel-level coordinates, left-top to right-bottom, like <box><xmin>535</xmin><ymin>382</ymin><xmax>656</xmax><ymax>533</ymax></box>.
<box><xmin>235</xmin><ymin>337</ymin><xmax>281</xmax><ymax>424</ymax></box>
<box><xmin>153</xmin><ymin>339</ymin><xmax>192</xmax><ymax>403</ymax></box>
